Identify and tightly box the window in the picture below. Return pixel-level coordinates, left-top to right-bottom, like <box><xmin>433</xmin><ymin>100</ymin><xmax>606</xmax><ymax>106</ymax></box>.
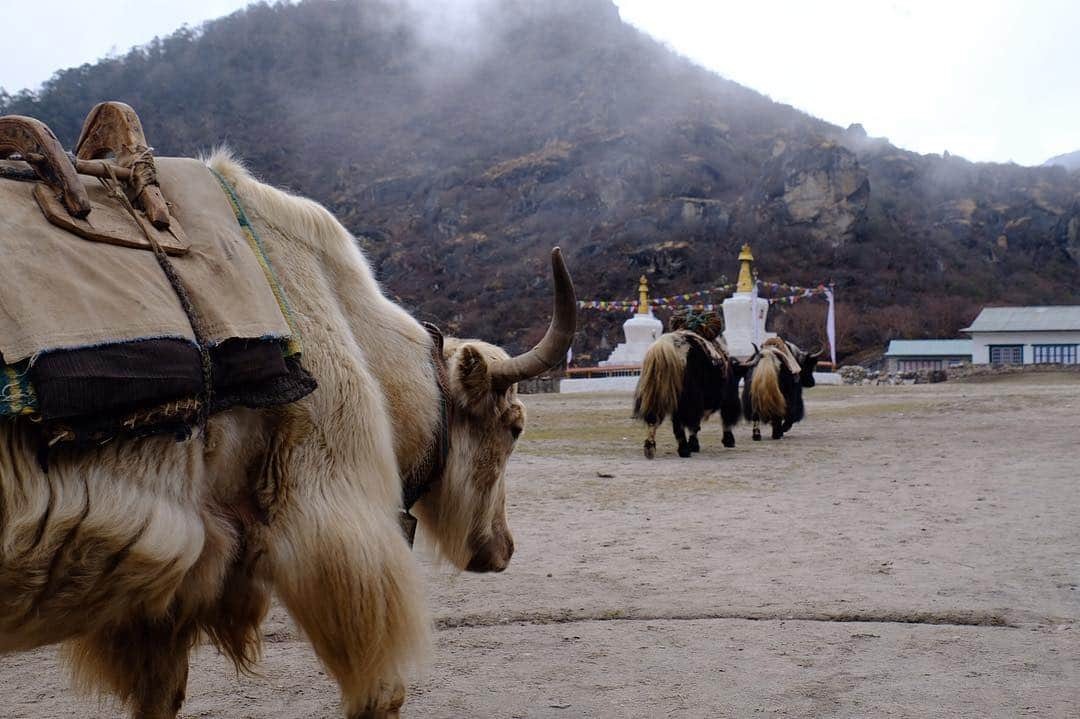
<box><xmin>989</xmin><ymin>345</ymin><xmax>1023</xmax><ymax>364</ymax></box>
<box><xmin>1033</xmin><ymin>344</ymin><xmax>1078</xmax><ymax>364</ymax></box>
<box><xmin>898</xmin><ymin>359</ymin><xmax>943</xmax><ymax>372</ymax></box>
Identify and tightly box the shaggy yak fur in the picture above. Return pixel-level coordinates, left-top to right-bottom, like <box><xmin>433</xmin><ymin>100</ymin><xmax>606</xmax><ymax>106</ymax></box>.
<box><xmin>633</xmin><ymin>330</ymin><xmax>747</xmax><ymax>459</ymax></box>
<box><xmin>741</xmin><ymin>338</ymin><xmax>822</xmax><ymax>441</ymax></box>
<box><xmin>0</xmin><ymin>150</ymin><xmax>574</xmax><ymax>719</ymax></box>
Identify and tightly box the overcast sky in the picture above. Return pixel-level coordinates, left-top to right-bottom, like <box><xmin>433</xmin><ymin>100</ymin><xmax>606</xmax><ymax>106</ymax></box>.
<box><xmin>2</xmin><ymin>0</ymin><xmax>1076</xmax><ymax>166</ymax></box>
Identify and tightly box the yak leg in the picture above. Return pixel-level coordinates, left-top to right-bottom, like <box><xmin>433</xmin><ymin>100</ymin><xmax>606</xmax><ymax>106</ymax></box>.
<box><xmin>687</xmin><ymin>418</ymin><xmax>703</xmax><ymax>454</ymax></box>
<box><xmin>65</xmin><ymin>617</ymin><xmax>196</xmax><ymax>719</ymax></box>
<box><xmin>771</xmin><ymin>420</ymin><xmax>784</xmax><ymax>440</ymax></box>
<box><xmin>673</xmin><ymin>420</ymin><xmax>692</xmax><ymax>458</ymax></box>
<box><xmin>688</xmin><ymin>410</ymin><xmax>710</xmax><ymax>453</ymax></box>
<box><xmin>644</xmin><ymin>423</ymin><xmax>658</xmax><ymax>459</ymax></box>
<box><xmin>752</xmin><ymin>419</ymin><xmax>762</xmax><ymax>442</ymax></box>
<box><xmin>266</xmin><ymin>463</ymin><xmax>427</xmax><ymax>719</ymax></box>
<box><xmin>719</xmin><ymin>386</ymin><xmax>740</xmax><ymax>449</ymax></box>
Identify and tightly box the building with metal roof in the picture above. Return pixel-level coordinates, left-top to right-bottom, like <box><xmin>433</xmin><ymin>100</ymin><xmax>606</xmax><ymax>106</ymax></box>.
<box><xmin>961</xmin><ymin>306</ymin><xmax>1080</xmax><ymax>365</ymax></box>
<box><xmin>883</xmin><ymin>340</ymin><xmax>972</xmax><ymax>372</ymax></box>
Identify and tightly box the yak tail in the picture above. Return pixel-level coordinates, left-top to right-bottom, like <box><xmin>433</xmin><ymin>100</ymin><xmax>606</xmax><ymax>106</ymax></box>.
<box><xmin>633</xmin><ymin>336</ymin><xmax>683</xmax><ymax>424</ymax></box>
<box><xmin>750</xmin><ymin>353</ymin><xmax>786</xmax><ymax>422</ymax></box>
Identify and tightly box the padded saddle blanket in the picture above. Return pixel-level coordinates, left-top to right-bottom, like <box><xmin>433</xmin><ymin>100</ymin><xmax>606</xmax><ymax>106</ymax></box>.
<box><xmin>761</xmin><ymin>337</ymin><xmax>802</xmax><ymax>373</ymax></box>
<box><xmin>0</xmin><ymin>157</ymin><xmax>315</xmax><ymax>442</ymax></box>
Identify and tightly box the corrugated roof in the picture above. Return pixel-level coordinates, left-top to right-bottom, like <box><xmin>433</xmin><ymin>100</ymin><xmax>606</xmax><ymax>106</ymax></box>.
<box><xmin>960</xmin><ymin>306</ymin><xmax>1080</xmax><ymax>333</ymax></box>
<box><xmin>884</xmin><ymin>340</ymin><xmax>973</xmax><ymax>357</ymax></box>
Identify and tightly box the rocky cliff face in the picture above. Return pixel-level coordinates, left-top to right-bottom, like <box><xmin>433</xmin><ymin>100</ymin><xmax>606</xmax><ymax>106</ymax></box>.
<box><xmin>4</xmin><ymin>0</ymin><xmax>1079</xmax><ymax>362</ymax></box>
<box><xmin>1054</xmin><ymin>203</ymin><xmax>1080</xmax><ymax>264</ymax></box>
<box><xmin>757</xmin><ymin>140</ymin><xmax>869</xmax><ymax>246</ymax></box>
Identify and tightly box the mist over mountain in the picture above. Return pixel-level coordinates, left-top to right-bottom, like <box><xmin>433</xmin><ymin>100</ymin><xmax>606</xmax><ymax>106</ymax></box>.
<box><xmin>4</xmin><ymin>0</ymin><xmax>1079</xmax><ymax>363</ymax></box>
<box><xmin>1044</xmin><ymin>150</ymin><xmax>1080</xmax><ymax>172</ymax></box>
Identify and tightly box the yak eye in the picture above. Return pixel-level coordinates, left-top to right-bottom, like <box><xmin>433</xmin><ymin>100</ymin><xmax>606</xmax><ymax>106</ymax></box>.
<box><xmin>510</xmin><ymin>426</ymin><xmax>523</xmax><ymax>440</ymax></box>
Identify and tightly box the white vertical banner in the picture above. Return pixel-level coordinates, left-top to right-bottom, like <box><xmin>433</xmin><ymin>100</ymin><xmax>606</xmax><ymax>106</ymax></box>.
<box><xmin>825</xmin><ymin>287</ymin><xmax>837</xmax><ymax>366</ymax></box>
<box><xmin>751</xmin><ymin>281</ymin><xmax>762</xmax><ymax>347</ymax></box>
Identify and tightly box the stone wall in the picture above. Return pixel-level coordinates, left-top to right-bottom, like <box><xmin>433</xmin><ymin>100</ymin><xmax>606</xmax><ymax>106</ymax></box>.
<box><xmin>517</xmin><ymin>376</ymin><xmax>561</xmax><ymax>394</ymax></box>
<box><xmin>838</xmin><ymin>363</ymin><xmax>1080</xmax><ymax>386</ymax></box>
<box><xmin>838</xmin><ymin>366</ymin><xmax>947</xmax><ymax>385</ymax></box>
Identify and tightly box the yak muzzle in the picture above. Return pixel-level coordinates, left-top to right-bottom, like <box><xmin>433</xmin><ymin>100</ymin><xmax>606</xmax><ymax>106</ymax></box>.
<box><xmin>466</xmin><ymin>533</ymin><xmax>515</xmax><ymax>573</ymax></box>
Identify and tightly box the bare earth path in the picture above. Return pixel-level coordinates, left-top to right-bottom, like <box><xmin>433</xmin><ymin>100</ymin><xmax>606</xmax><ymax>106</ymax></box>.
<box><xmin>2</xmin><ymin>375</ymin><xmax>1078</xmax><ymax>717</ymax></box>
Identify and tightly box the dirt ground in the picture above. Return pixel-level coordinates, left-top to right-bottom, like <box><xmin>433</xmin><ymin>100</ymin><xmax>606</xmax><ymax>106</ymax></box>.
<box><xmin>2</xmin><ymin>374</ymin><xmax>1078</xmax><ymax>718</ymax></box>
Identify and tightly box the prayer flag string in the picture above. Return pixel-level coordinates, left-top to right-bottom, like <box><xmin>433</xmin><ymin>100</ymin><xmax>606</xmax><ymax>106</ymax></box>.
<box><xmin>576</xmin><ymin>277</ymin><xmax>837</xmax><ymax>365</ymax></box>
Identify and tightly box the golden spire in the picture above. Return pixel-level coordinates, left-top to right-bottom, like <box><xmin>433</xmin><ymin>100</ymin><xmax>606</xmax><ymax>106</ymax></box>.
<box><xmin>638</xmin><ymin>274</ymin><xmax>650</xmax><ymax>314</ymax></box>
<box><xmin>736</xmin><ymin>244</ymin><xmax>755</xmax><ymax>293</ymax></box>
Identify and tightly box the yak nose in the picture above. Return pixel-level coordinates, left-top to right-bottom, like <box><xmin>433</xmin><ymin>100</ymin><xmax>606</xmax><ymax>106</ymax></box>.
<box><xmin>466</xmin><ymin>534</ymin><xmax>514</xmax><ymax>573</ymax></box>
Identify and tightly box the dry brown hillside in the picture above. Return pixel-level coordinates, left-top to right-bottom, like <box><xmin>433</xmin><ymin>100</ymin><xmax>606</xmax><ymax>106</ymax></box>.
<box><xmin>5</xmin><ymin>0</ymin><xmax>1079</xmax><ymax>362</ymax></box>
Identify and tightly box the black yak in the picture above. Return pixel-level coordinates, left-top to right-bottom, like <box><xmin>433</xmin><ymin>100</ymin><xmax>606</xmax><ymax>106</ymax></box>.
<box><xmin>633</xmin><ymin>330</ymin><xmax>747</xmax><ymax>458</ymax></box>
<box><xmin>742</xmin><ymin>337</ymin><xmax>822</xmax><ymax>440</ymax></box>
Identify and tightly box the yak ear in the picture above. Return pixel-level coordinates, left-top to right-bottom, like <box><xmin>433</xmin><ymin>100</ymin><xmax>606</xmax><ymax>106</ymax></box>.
<box><xmin>455</xmin><ymin>344</ymin><xmax>492</xmax><ymax>408</ymax></box>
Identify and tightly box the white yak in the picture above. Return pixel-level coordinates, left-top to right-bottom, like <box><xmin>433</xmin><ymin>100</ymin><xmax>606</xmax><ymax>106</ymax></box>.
<box><xmin>0</xmin><ymin>150</ymin><xmax>575</xmax><ymax>718</ymax></box>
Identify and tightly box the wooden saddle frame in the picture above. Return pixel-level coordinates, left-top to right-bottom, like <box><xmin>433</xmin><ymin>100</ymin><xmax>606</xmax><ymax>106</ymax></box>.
<box><xmin>0</xmin><ymin>101</ymin><xmax>188</xmax><ymax>255</ymax></box>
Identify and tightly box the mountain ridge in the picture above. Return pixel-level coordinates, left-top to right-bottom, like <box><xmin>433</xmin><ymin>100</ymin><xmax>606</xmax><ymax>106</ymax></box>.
<box><xmin>1044</xmin><ymin>150</ymin><xmax>1080</xmax><ymax>171</ymax></box>
<box><xmin>3</xmin><ymin>0</ymin><xmax>1078</xmax><ymax>363</ymax></box>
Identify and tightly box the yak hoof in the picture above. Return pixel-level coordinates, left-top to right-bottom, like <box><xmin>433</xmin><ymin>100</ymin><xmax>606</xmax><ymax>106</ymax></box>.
<box><xmin>722</xmin><ymin>431</ymin><xmax>735</xmax><ymax>448</ymax></box>
<box><xmin>772</xmin><ymin>429</ymin><xmax>783</xmax><ymax>440</ymax></box>
<box><xmin>752</xmin><ymin>430</ymin><xmax>762</xmax><ymax>441</ymax></box>
<box><xmin>352</xmin><ymin>709</ymin><xmax>401</xmax><ymax>719</ymax></box>
<box><xmin>643</xmin><ymin>439</ymin><xmax>656</xmax><ymax>459</ymax></box>
<box><xmin>677</xmin><ymin>442</ymin><xmax>692</xmax><ymax>458</ymax></box>
<box><xmin>351</xmin><ymin>684</ymin><xmax>406</xmax><ymax>719</ymax></box>
<box><xmin>354</xmin><ymin>703</ymin><xmax>401</xmax><ymax>716</ymax></box>
<box><xmin>688</xmin><ymin>435</ymin><xmax>701</xmax><ymax>453</ymax></box>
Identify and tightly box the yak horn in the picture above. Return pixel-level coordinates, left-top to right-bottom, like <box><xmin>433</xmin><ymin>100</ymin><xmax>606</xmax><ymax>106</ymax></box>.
<box><xmin>743</xmin><ymin>343</ymin><xmax>762</xmax><ymax>366</ymax></box>
<box><xmin>489</xmin><ymin>247</ymin><xmax>576</xmax><ymax>393</ymax></box>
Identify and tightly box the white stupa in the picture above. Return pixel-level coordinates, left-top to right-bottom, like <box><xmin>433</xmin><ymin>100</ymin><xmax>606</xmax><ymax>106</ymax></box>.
<box><xmin>562</xmin><ymin>244</ymin><xmax>840</xmax><ymax>393</ymax></box>
<box><xmin>722</xmin><ymin>244</ymin><xmax>775</xmax><ymax>359</ymax></box>
<box><xmin>598</xmin><ymin>275</ymin><xmax>663</xmax><ymax>367</ymax></box>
